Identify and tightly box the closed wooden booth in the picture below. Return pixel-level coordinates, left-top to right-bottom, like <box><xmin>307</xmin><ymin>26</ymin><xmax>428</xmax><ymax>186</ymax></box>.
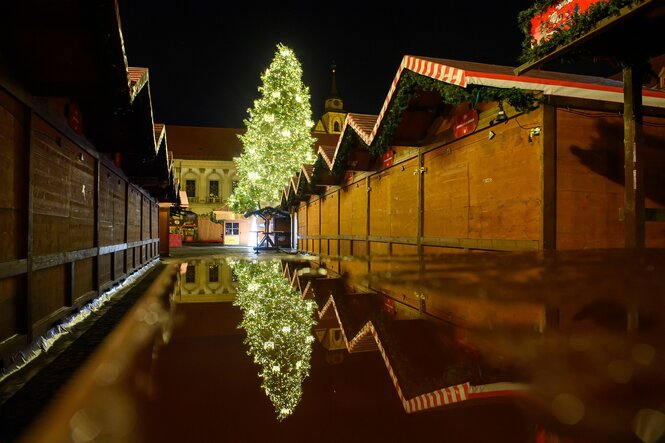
<box><xmin>0</xmin><ymin>1</ymin><xmax>176</xmax><ymax>366</ymax></box>
<box><xmin>288</xmin><ymin>56</ymin><xmax>665</xmax><ymax>259</ymax></box>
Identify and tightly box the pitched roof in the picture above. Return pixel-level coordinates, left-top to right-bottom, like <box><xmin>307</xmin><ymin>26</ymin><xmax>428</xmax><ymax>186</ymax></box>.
<box><xmin>301</xmin><ymin>164</ymin><xmax>314</xmax><ymax>183</ymax></box>
<box><xmin>313</xmin><ymin>133</ymin><xmax>341</xmax><ymax>151</ymax></box>
<box><xmin>371</xmin><ymin>55</ymin><xmax>665</xmax><ymax>143</ymax></box>
<box><xmin>318</xmin><ymin>145</ymin><xmax>337</xmax><ymax>170</ymax></box>
<box><xmin>167</xmin><ymin>126</ymin><xmax>245</xmax><ymax>161</ymax></box>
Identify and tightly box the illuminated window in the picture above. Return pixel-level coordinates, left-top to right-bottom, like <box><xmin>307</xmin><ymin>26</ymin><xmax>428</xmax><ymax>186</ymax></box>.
<box><xmin>185</xmin><ymin>179</ymin><xmax>196</xmax><ymax>197</ymax></box>
<box><xmin>209</xmin><ymin>180</ymin><xmax>219</xmax><ymax>197</ymax></box>
<box><xmin>185</xmin><ymin>265</ymin><xmax>196</xmax><ymax>283</ymax></box>
<box><xmin>225</xmin><ymin>222</ymin><xmax>239</xmax><ymax>235</ymax></box>
<box><xmin>208</xmin><ymin>265</ymin><xmax>219</xmax><ymax>283</ymax></box>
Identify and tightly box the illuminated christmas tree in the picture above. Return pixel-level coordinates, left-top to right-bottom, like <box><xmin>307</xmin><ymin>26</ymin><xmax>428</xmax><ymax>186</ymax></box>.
<box><xmin>230</xmin><ymin>259</ymin><xmax>316</xmax><ymax>420</ymax></box>
<box><xmin>230</xmin><ymin>43</ymin><xmax>316</xmax><ymax>213</ymax></box>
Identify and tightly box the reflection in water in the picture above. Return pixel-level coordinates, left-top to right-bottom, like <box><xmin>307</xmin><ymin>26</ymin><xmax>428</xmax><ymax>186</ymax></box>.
<box><xmin>230</xmin><ymin>259</ymin><xmax>317</xmax><ymax>420</ymax></box>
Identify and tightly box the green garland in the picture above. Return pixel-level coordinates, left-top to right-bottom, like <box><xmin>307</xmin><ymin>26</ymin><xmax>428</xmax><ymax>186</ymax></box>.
<box><xmin>370</xmin><ymin>70</ymin><xmax>541</xmax><ymax>156</ymax></box>
<box><xmin>517</xmin><ymin>0</ymin><xmax>644</xmax><ymax>65</ymax></box>
<box><xmin>309</xmin><ymin>154</ymin><xmax>339</xmax><ymax>191</ymax></box>
<box><xmin>331</xmin><ymin>130</ymin><xmax>370</xmax><ymax>175</ymax></box>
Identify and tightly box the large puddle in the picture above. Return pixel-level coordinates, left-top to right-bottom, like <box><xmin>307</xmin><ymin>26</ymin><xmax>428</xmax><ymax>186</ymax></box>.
<box><xmin>127</xmin><ymin>249</ymin><xmax>665</xmax><ymax>442</ymax></box>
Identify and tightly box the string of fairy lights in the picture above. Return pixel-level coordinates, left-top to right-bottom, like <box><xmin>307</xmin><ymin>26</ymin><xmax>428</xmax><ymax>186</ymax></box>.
<box><xmin>229</xmin><ymin>259</ymin><xmax>317</xmax><ymax>420</ymax></box>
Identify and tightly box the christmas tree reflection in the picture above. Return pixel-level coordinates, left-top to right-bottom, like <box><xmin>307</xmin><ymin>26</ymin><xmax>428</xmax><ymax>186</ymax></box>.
<box><xmin>230</xmin><ymin>259</ymin><xmax>316</xmax><ymax>420</ymax></box>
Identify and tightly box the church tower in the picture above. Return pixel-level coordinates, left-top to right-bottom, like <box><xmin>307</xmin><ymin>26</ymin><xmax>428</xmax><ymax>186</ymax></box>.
<box><xmin>314</xmin><ymin>64</ymin><xmax>347</xmax><ymax>134</ymax></box>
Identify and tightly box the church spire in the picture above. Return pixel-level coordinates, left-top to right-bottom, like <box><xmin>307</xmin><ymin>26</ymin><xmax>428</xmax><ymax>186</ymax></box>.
<box><xmin>325</xmin><ymin>62</ymin><xmax>343</xmax><ymax>112</ymax></box>
<box><xmin>329</xmin><ymin>62</ymin><xmax>340</xmax><ymax>99</ymax></box>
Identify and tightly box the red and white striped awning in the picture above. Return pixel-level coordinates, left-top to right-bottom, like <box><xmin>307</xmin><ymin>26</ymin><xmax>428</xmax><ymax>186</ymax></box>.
<box><xmin>369</xmin><ymin>55</ymin><xmax>665</xmax><ymax>143</ymax></box>
<box><xmin>331</xmin><ymin>113</ymin><xmax>378</xmax><ymax>169</ymax></box>
<box><xmin>318</xmin><ymin>145</ymin><xmax>337</xmax><ymax>170</ymax></box>
<box><xmin>312</xmin><ymin>291</ymin><xmax>529</xmax><ymax>414</ymax></box>
<box><xmin>300</xmin><ymin>164</ymin><xmax>314</xmax><ymax>184</ymax></box>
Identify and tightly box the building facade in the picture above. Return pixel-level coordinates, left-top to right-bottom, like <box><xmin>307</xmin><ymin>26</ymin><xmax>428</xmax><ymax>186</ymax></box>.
<box><xmin>168</xmin><ymin>125</ymin><xmax>254</xmax><ymax>245</ymax></box>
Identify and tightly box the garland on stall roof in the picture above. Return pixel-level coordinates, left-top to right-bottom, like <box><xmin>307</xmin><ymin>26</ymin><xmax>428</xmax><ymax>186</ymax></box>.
<box><xmin>517</xmin><ymin>0</ymin><xmax>644</xmax><ymax>65</ymax></box>
<box><xmin>369</xmin><ymin>70</ymin><xmax>541</xmax><ymax>157</ymax></box>
<box><xmin>308</xmin><ymin>154</ymin><xmax>338</xmax><ymax>194</ymax></box>
<box><xmin>331</xmin><ymin>130</ymin><xmax>370</xmax><ymax>175</ymax></box>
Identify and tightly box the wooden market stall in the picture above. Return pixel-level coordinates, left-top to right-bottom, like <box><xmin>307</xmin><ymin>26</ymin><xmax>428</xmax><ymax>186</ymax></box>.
<box><xmin>0</xmin><ymin>1</ymin><xmax>176</xmax><ymax>366</ymax></box>
<box><xmin>287</xmin><ymin>56</ymin><xmax>665</xmax><ymax>260</ymax></box>
<box><xmin>515</xmin><ymin>0</ymin><xmax>665</xmax><ymax>248</ymax></box>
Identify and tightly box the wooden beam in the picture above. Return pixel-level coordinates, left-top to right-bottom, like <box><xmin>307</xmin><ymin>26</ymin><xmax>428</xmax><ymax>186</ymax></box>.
<box><xmin>124</xmin><ymin>182</ymin><xmax>129</xmax><ymax>273</ymax></box>
<box><xmin>98</xmin><ymin>243</ymin><xmax>128</xmax><ymax>254</ymax></box>
<box><xmin>366</xmin><ymin>177</ymin><xmax>370</xmax><ymax>262</ymax></box>
<box><xmin>303</xmin><ymin>235</ymin><xmax>540</xmax><ymax>251</ymax></box>
<box><xmin>26</xmin><ymin>110</ymin><xmax>34</xmax><ymax>341</ymax></box>
<box><xmin>0</xmin><ymin>334</ymin><xmax>28</xmax><ymax>367</ymax></box>
<box><xmin>417</xmin><ymin>149</ymin><xmax>424</xmax><ymax>256</ymax></box>
<box><xmin>66</xmin><ymin>261</ymin><xmax>75</xmax><ymax>306</ymax></box>
<box><xmin>542</xmin><ymin>104</ymin><xmax>557</xmax><ymax>250</ymax></box>
<box><xmin>0</xmin><ymin>259</ymin><xmax>28</xmax><ymax>280</ymax></box>
<box><xmin>623</xmin><ymin>64</ymin><xmax>645</xmax><ymax>248</ymax></box>
<box><xmin>32</xmin><ymin>248</ymin><xmax>99</xmax><ymax>271</ymax></box>
<box><xmin>94</xmin><ymin>159</ymin><xmax>100</xmax><ymax>293</ymax></box>
<box><xmin>545</xmin><ymin>95</ymin><xmax>665</xmax><ymax>118</ymax></box>
<box><xmin>619</xmin><ymin>208</ymin><xmax>665</xmax><ymax>222</ymax></box>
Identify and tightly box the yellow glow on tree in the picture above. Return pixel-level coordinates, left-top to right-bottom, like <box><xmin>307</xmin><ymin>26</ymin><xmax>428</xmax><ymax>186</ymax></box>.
<box><xmin>230</xmin><ymin>44</ymin><xmax>315</xmax><ymax>213</ymax></box>
<box><xmin>230</xmin><ymin>259</ymin><xmax>317</xmax><ymax>420</ymax></box>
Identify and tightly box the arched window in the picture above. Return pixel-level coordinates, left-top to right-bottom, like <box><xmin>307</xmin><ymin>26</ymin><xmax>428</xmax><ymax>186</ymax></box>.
<box><xmin>333</xmin><ymin>120</ymin><xmax>341</xmax><ymax>132</ymax></box>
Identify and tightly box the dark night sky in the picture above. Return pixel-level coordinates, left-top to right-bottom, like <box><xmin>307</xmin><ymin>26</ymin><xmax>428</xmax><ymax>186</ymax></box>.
<box><xmin>117</xmin><ymin>1</ymin><xmax>537</xmax><ymax>129</ymax></box>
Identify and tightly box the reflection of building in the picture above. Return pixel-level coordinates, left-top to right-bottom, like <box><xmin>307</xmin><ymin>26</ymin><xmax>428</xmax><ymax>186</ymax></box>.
<box><xmin>177</xmin><ymin>259</ymin><xmax>238</xmax><ymax>303</ymax></box>
<box><xmin>314</xmin><ymin>65</ymin><xmax>346</xmax><ymax>135</ymax></box>
<box><xmin>168</xmin><ymin>125</ymin><xmax>253</xmax><ymax>245</ymax></box>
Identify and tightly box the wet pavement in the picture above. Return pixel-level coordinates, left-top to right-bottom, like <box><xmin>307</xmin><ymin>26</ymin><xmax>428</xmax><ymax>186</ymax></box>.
<box><xmin>2</xmin><ymin>245</ymin><xmax>665</xmax><ymax>442</ymax></box>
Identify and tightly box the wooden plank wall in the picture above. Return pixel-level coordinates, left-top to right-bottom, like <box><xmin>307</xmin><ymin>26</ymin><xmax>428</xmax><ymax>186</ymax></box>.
<box><xmin>297</xmin><ymin>205</ymin><xmax>307</xmax><ymax>251</ymax></box>
<box><xmin>423</xmin><ymin>109</ymin><xmax>542</xmax><ymax>245</ymax></box>
<box><xmin>298</xmin><ymin>104</ymin><xmax>544</xmax><ymax>264</ymax></box>
<box><xmin>0</xmin><ymin>89</ymin><xmax>160</xmax><ymax>366</ymax></box>
<box><xmin>556</xmin><ymin>109</ymin><xmax>665</xmax><ymax>249</ymax></box>
<box><xmin>307</xmin><ymin>199</ymin><xmax>320</xmax><ymax>254</ymax></box>
<box><xmin>0</xmin><ymin>89</ymin><xmax>27</xmax><ymax>358</ymax></box>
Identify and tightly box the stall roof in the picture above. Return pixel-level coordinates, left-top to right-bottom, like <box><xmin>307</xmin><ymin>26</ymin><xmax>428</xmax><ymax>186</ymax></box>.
<box><xmin>370</xmin><ymin>55</ymin><xmax>665</xmax><ymax>146</ymax></box>
<box><xmin>168</xmin><ymin>126</ymin><xmax>245</xmax><ymax>161</ymax></box>
<box><xmin>318</xmin><ymin>145</ymin><xmax>337</xmax><ymax>171</ymax></box>
<box><xmin>301</xmin><ymin>164</ymin><xmax>315</xmax><ymax>184</ymax></box>
<box><xmin>330</xmin><ymin>113</ymin><xmax>378</xmax><ymax>171</ymax></box>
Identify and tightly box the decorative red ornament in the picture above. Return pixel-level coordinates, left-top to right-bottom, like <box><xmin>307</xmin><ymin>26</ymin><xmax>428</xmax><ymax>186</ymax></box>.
<box><xmin>453</xmin><ymin>109</ymin><xmax>479</xmax><ymax>139</ymax></box>
<box><xmin>383</xmin><ymin>297</ymin><xmax>396</xmax><ymax>316</ymax></box>
<box><xmin>382</xmin><ymin>150</ymin><xmax>395</xmax><ymax>169</ymax></box>
<box><xmin>530</xmin><ymin>0</ymin><xmax>608</xmax><ymax>45</ymax></box>
<box><xmin>67</xmin><ymin>102</ymin><xmax>84</xmax><ymax>134</ymax></box>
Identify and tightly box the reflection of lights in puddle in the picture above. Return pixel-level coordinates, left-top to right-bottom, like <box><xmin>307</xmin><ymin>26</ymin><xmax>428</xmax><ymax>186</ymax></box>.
<box><xmin>607</xmin><ymin>359</ymin><xmax>633</xmax><ymax>384</ymax></box>
<box><xmin>632</xmin><ymin>343</ymin><xmax>655</xmax><ymax>366</ymax></box>
<box><xmin>633</xmin><ymin>409</ymin><xmax>665</xmax><ymax>443</ymax></box>
<box><xmin>551</xmin><ymin>393</ymin><xmax>585</xmax><ymax>425</ymax></box>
